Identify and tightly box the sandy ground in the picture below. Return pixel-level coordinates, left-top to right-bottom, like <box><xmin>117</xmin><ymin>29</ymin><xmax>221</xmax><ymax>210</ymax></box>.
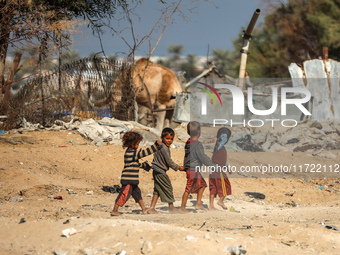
<box><xmin>0</xmin><ymin>130</ymin><xmax>339</xmax><ymax>255</ymax></box>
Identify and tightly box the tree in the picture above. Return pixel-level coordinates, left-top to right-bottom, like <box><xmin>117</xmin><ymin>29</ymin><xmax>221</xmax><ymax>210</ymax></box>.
<box><xmin>212</xmin><ymin>49</ymin><xmax>238</xmax><ymax>77</ymax></box>
<box><xmin>180</xmin><ymin>53</ymin><xmax>200</xmax><ymax>80</ymax></box>
<box><xmin>167</xmin><ymin>44</ymin><xmax>184</xmax><ymax>72</ymax></box>
<box><xmin>234</xmin><ymin>0</ymin><xmax>340</xmax><ymax>78</ymax></box>
<box><xmin>0</xmin><ymin>0</ymin><xmax>134</xmax><ymax>109</ymax></box>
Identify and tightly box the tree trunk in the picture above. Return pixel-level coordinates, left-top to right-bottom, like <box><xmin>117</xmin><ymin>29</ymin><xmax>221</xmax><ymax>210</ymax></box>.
<box><xmin>0</xmin><ymin>3</ymin><xmax>12</xmax><ymax>106</ymax></box>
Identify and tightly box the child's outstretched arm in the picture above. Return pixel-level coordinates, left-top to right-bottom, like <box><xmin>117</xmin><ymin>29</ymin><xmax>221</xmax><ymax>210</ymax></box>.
<box><xmin>196</xmin><ymin>143</ymin><xmax>215</xmax><ymax>167</ymax></box>
<box><xmin>135</xmin><ymin>140</ymin><xmax>162</xmax><ymax>160</ymax></box>
<box><xmin>158</xmin><ymin>144</ymin><xmax>181</xmax><ymax>171</ymax></box>
<box><xmin>140</xmin><ymin>161</ymin><xmax>151</xmax><ymax>171</ymax></box>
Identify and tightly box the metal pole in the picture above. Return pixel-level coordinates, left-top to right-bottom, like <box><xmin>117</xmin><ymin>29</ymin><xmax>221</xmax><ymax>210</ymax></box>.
<box><xmin>238</xmin><ymin>9</ymin><xmax>261</xmax><ymax>90</ymax></box>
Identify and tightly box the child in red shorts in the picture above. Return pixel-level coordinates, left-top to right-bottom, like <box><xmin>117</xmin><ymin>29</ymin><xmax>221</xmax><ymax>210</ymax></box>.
<box><xmin>111</xmin><ymin>132</ymin><xmax>161</xmax><ymax>216</ymax></box>
<box><xmin>209</xmin><ymin>127</ymin><xmax>232</xmax><ymax>210</ymax></box>
<box><xmin>180</xmin><ymin>121</ymin><xmax>214</xmax><ymax>213</ymax></box>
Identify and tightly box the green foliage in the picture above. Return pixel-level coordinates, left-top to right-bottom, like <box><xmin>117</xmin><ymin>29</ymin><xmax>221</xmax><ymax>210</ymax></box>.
<box><xmin>212</xmin><ymin>49</ymin><xmax>238</xmax><ymax>77</ymax></box>
<box><xmin>180</xmin><ymin>53</ymin><xmax>200</xmax><ymax>80</ymax></box>
<box><xmin>232</xmin><ymin>0</ymin><xmax>340</xmax><ymax>78</ymax></box>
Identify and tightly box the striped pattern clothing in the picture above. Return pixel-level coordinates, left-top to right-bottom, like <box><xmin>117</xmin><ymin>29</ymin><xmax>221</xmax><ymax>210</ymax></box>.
<box><xmin>120</xmin><ymin>142</ymin><xmax>160</xmax><ymax>185</ymax></box>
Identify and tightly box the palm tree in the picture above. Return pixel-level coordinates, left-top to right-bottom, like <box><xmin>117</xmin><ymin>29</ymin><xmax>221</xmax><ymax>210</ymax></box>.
<box><xmin>212</xmin><ymin>49</ymin><xmax>237</xmax><ymax>76</ymax></box>
<box><xmin>167</xmin><ymin>44</ymin><xmax>184</xmax><ymax>72</ymax></box>
<box><xmin>180</xmin><ymin>53</ymin><xmax>200</xmax><ymax>80</ymax></box>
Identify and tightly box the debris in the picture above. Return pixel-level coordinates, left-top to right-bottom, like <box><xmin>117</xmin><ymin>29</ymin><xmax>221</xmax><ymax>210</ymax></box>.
<box><xmin>230</xmin><ymin>206</ymin><xmax>240</xmax><ymax>213</ymax></box>
<box><xmin>312</xmin><ymin>150</ymin><xmax>336</xmax><ymax>159</ymax></box>
<box><xmin>86</xmin><ymin>190</ymin><xmax>94</xmax><ymax>195</ymax></box>
<box><xmin>141</xmin><ymin>241</ymin><xmax>153</xmax><ymax>254</ymax></box>
<box><xmin>102</xmin><ymin>185</ymin><xmax>121</xmax><ymax>194</ymax></box>
<box><xmin>186</xmin><ymin>235</ymin><xmax>199</xmax><ymax>242</ymax></box>
<box><xmin>84</xmin><ymin>248</ymin><xmax>98</xmax><ymax>255</ymax></box>
<box><xmin>286</xmin><ymin>138</ymin><xmax>299</xmax><ymax>144</ymax></box>
<box><xmin>317</xmin><ymin>186</ymin><xmax>324</xmax><ymax>190</ymax></box>
<box><xmin>63</xmin><ymin>219</ymin><xmax>70</xmax><ymax>224</ymax></box>
<box><xmin>115</xmin><ymin>250</ymin><xmax>126</xmax><ymax>255</ymax></box>
<box><xmin>244</xmin><ymin>192</ymin><xmax>265</xmax><ymax>199</ymax></box>
<box><xmin>10</xmin><ymin>196</ymin><xmax>23</xmax><ymax>202</ymax></box>
<box><xmin>19</xmin><ymin>218</ymin><xmax>26</xmax><ymax>224</ymax></box>
<box><xmin>198</xmin><ymin>221</ymin><xmax>206</xmax><ymax>230</ymax></box>
<box><xmin>0</xmin><ymin>130</ymin><xmax>4</xmax><ymax>135</ymax></box>
<box><xmin>325</xmin><ymin>225</ymin><xmax>339</xmax><ymax>231</ymax></box>
<box><xmin>225</xmin><ymin>245</ymin><xmax>247</xmax><ymax>255</ymax></box>
<box><xmin>62</xmin><ymin>228</ymin><xmax>77</xmax><ymax>238</ymax></box>
<box><xmin>54</xmin><ymin>196</ymin><xmax>63</xmax><ymax>200</ymax></box>
<box><xmin>66</xmin><ymin>189</ymin><xmax>76</xmax><ymax>194</ymax></box>
<box><xmin>285</xmin><ymin>192</ymin><xmax>295</xmax><ymax>197</ymax></box>
<box><xmin>54</xmin><ymin>250</ymin><xmax>68</xmax><ymax>255</ymax></box>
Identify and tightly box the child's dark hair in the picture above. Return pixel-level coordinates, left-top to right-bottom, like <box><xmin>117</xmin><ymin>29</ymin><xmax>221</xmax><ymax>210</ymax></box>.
<box><xmin>161</xmin><ymin>127</ymin><xmax>175</xmax><ymax>137</ymax></box>
<box><xmin>187</xmin><ymin>121</ymin><xmax>200</xmax><ymax>136</ymax></box>
<box><xmin>122</xmin><ymin>131</ymin><xmax>143</xmax><ymax>148</ymax></box>
<box><xmin>217</xmin><ymin>127</ymin><xmax>232</xmax><ymax>139</ymax></box>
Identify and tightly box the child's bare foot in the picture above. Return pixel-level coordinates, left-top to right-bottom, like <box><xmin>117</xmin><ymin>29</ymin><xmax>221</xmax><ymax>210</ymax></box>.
<box><xmin>217</xmin><ymin>201</ymin><xmax>228</xmax><ymax>210</ymax></box>
<box><xmin>169</xmin><ymin>207</ymin><xmax>179</xmax><ymax>214</ymax></box>
<box><xmin>110</xmin><ymin>211</ymin><xmax>121</xmax><ymax>216</ymax></box>
<box><xmin>146</xmin><ymin>208</ymin><xmax>159</xmax><ymax>214</ymax></box>
<box><xmin>180</xmin><ymin>208</ymin><xmax>189</xmax><ymax>214</ymax></box>
<box><xmin>209</xmin><ymin>206</ymin><xmax>217</xmax><ymax>211</ymax></box>
<box><xmin>142</xmin><ymin>210</ymin><xmax>148</xmax><ymax>215</ymax></box>
<box><xmin>195</xmin><ymin>204</ymin><xmax>206</xmax><ymax>210</ymax></box>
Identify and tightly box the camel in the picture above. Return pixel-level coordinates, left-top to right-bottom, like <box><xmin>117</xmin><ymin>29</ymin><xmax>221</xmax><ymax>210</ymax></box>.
<box><xmin>90</xmin><ymin>58</ymin><xmax>183</xmax><ymax>130</ymax></box>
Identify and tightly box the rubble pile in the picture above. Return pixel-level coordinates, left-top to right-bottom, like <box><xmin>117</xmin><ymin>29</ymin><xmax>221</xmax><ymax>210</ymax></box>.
<box><xmin>5</xmin><ymin>117</ymin><xmax>340</xmax><ymax>154</ymax></box>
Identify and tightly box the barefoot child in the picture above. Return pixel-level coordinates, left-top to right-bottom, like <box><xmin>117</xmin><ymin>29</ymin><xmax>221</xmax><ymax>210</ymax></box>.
<box><xmin>181</xmin><ymin>121</ymin><xmax>215</xmax><ymax>213</ymax></box>
<box><xmin>147</xmin><ymin>128</ymin><xmax>185</xmax><ymax>214</ymax></box>
<box><xmin>209</xmin><ymin>127</ymin><xmax>232</xmax><ymax>210</ymax></box>
<box><xmin>111</xmin><ymin>132</ymin><xmax>161</xmax><ymax>216</ymax></box>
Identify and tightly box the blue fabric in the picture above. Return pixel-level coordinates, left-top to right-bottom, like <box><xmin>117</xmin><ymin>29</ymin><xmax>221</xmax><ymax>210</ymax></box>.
<box><xmin>217</xmin><ymin>133</ymin><xmax>228</xmax><ymax>151</ymax></box>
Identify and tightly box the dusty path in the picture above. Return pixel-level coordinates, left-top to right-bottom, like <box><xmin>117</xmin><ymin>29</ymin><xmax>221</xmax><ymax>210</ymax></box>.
<box><xmin>0</xmin><ymin>130</ymin><xmax>339</xmax><ymax>254</ymax></box>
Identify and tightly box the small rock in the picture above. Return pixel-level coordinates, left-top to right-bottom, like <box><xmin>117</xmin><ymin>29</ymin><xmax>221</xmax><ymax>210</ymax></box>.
<box><xmin>145</xmin><ymin>193</ymin><xmax>152</xmax><ymax>197</ymax></box>
<box><xmin>19</xmin><ymin>218</ymin><xmax>26</xmax><ymax>224</ymax></box>
<box><xmin>62</xmin><ymin>228</ymin><xmax>77</xmax><ymax>238</ymax></box>
<box><xmin>204</xmin><ymin>233</ymin><xmax>211</xmax><ymax>240</ymax></box>
<box><xmin>66</xmin><ymin>189</ymin><xmax>76</xmax><ymax>194</ymax></box>
<box><xmin>84</xmin><ymin>248</ymin><xmax>98</xmax><ymax>255</ymax></box>
<box><xmin>186</xmin><ymin>235</ymin><xmax>199</xmax><ymax>242</ymax></box>
<box><xmin>10</xmin><ymin>196</ymin><xmax>23</xmax><ymax>202</ymax></box>
<box><xmin>141</xmin><ymin>241</ymin><xmax>153</xmax><ymax>254</ymax></box>
<box><xmin>54</xmin><ymin>250</ymin><xmax>68</xmax><ymax>255</ymax></box>
<box><xmin>87</xmin><ymin>191</ymin><xmax>94</xmax><ymax>195</ymax></box>
<box><xmin>225</xmin><ymin>245</ymin><xmax>246</xmax><ymax>255</ymax></box>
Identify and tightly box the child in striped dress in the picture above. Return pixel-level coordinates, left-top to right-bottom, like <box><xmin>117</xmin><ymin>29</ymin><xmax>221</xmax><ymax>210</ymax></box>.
<box><xmin>111</xmin><ymin>131</ymin><xmax>162</xmax><ymax>216</ymax></box>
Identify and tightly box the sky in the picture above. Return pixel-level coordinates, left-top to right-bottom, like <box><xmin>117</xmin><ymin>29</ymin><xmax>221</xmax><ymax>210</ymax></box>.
<box><xmin>71</xmin><ymin>0</ymin><xmax>267</xmax><ymax>58</ymax></box>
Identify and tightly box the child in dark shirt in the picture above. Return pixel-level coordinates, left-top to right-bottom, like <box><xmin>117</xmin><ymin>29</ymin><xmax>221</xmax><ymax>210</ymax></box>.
<box><xmin>181</xmin><ymin>121</ymin><xmax>214</xmax><ymax>213</ymax></box>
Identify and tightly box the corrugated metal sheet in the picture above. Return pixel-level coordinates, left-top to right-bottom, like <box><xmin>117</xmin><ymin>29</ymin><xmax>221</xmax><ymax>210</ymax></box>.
<box><xmin>289</xmin><ymin>59</ymin><xmax>340</xmax><ymax>121</ymax></box>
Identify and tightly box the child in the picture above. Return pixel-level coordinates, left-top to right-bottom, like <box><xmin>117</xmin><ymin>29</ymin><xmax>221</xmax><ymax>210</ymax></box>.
<box><xmin>111</xmin><ymin>131</ymin><xmax>162</xmax><ymax>216</ymax></box>
<box><xmin>147</xmin><ymin>127</ymin><xmax>185</xmax><ymax>214</ymax></box>
<box><xmin>209</xmin><ymin>127</ymin><xmax>232</xmax><ymax>210</ymax></box>
<box><xmin>181</xmin><ymin>121</ymin><xmax>215</xmax><ymax>213</ymax></box>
